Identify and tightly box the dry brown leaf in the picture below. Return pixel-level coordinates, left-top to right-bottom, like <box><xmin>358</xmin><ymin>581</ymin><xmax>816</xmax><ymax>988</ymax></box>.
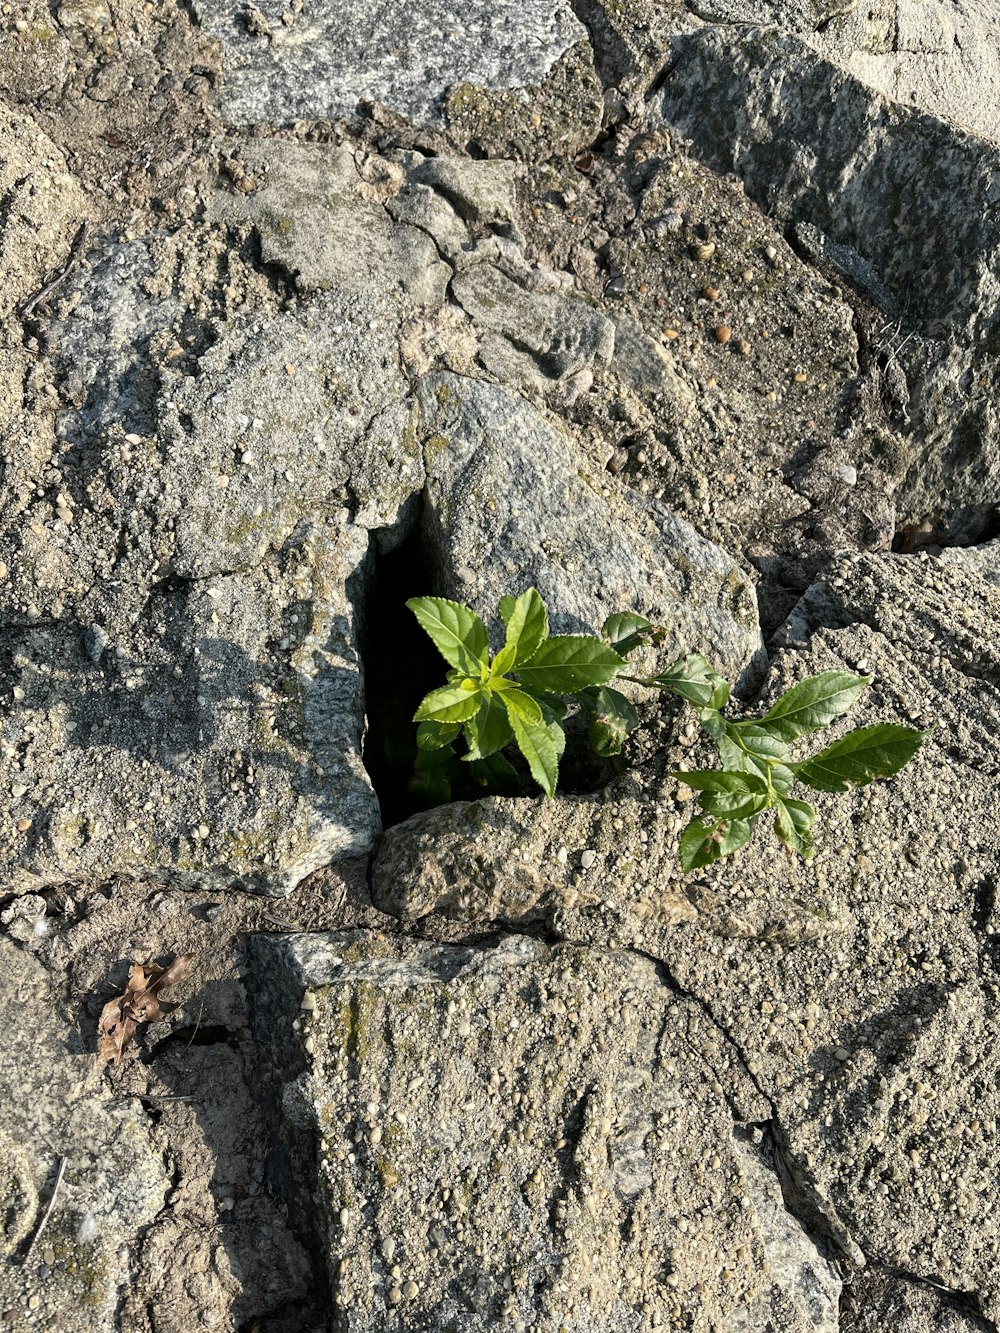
<box><xmin>97</xmin><ymin>953</ymin><xmax>196</xmax><ymax>1064</ymax></box>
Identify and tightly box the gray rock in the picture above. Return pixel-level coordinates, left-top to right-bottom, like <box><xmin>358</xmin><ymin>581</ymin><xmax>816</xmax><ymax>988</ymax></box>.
<box><xmin>193</xmin><ymin>0</ymin><xmax>588</xmax><ymax>127</ymax></box>
<box><xmin>214</xmin><ymin>140</ymin><xmax>451</xmax><ymax>306</ymax></box>
<box><xmin>653</xmin><ymin>28</ymin><xmax>1000</xmax><ymax>347</ymax></box>
<box><xmin>651</xmin><ymin>24</ymin><xmax>1000</xmax><ymax>540</ymax></box>
<box><xmin>809</xmin><ymin>0</ymin><xmax>1000</xmax><ymax>148</ymax></box>
<box><xmin>372</xmin><ymin>550</ymin><xmax>1000</xmax><ymax>1315</ymax></box>
<box><xmin>938</xmin><ymin>539</ymin><xmax>1000</xmax><ymax>586</ymax></box>
<box><xmin>249</xmin><ymin>928</ymin><xmax>840</xmax><ymax>1332</ymax></box>
<box><xmin>0</xmin><ymin>937</ymin><xmax>168</xmax><ymax>1328</ymax></box>
<box><xmin>0</xmin><ymin>100</ymin><xmax>87</xmax><ymax>320</ymax></box>
<box><xmin>452</xmin><ymin>263</ymin><xmax>616</xmax><ymax>389</ymax></box>
<box><xmin>0</xmin><ymin>517</ymin><xmax>380</xmax><ymax>895</ymax></box>
<box><xmin>417</xmin><ymin>371</ymin><xmax>764</xmax><ymax>681</ymax></box>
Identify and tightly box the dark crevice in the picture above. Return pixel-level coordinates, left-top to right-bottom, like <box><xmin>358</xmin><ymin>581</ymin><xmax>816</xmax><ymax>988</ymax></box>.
<box><xmin>358</xmin><ymin>513</ymin><xmax>445</xmax><ymax>829</ymax></box>
<box><xmin>840</xmin><ymin>1261</ymin><xmax>998</xmax><ymax>1332</ymax></box>
<box><xmin>144</xmin><ymin>1024</ymin><xmax>238</xmax><ymax>1061</ymax></box>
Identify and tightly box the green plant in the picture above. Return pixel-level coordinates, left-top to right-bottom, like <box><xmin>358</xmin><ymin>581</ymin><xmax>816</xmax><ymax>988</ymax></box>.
<box><xmin>407</xmin><ymin>588</ymin><xmax>928</xmax><ymax>871</ymax></box>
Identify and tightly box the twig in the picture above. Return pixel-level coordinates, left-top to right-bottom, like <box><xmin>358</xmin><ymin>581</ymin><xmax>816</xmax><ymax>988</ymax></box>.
<box><xmin>125</xmin><ymin>1093</ymin><xmax>198</xmax><ymax>1103</ymax></box>
<box><xmin>260</xmin><ymin>913</ymin><xmax>297</xmax><ymax>930</ymax></box>
<box><xmin>23</xmin><ymin>1156</ymin><xmax>66</xmax><ymax>1265</ymax></box>
<box><xmin>184</xmin><ymin>1002</ymin><xmax>205</xmax><ymax>1048</ymax></box>
<box><xmin>18</xmin><ymin>222</ymin><xmax>91</xmax><ymax>318</ymax></box>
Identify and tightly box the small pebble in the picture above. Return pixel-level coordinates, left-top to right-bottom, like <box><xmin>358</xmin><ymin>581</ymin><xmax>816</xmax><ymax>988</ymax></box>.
<box><xmin>580</xmin><ymin>849</ymin><xmax>597</xmax><ymax>869</ymax></box>
<box><xmin>388</xmin><ymin>1287</ymin><xmax>403</xmax><ymax>1306</ymax></box>
<box><xmin>714</xmin><ymin>325</ymin><xmax>732</xmax><ymax>344</ymax></box>
<box><xmin>402</xmin><ymin>1280</ymin><xmax>419</xmax><ymax>1299</ymax></box>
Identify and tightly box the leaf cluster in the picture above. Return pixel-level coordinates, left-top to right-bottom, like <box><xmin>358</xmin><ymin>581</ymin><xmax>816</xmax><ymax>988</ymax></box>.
<box><xmin>408</xmin><ymin>589</ymin><xmax>928</xmax><ymax>872</ymax></box>
<box><xmin>98</xmin><ymin>954</ymin><xmax>195</xmax><ymax>1064</ymax></box>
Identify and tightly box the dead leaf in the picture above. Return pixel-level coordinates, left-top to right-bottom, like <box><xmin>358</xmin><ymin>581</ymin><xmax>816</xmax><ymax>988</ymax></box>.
<box><xmin>97</xmin><ymin>953</ymin><xmax>195</xmax><ymax>1064</ymax></box>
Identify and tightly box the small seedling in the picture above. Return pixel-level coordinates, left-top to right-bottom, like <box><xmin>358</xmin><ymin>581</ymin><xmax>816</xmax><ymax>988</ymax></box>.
<box><xmin>408</xmin><ymin>588</ymin><xmax>928</xmax><ymax>871</ymax></box>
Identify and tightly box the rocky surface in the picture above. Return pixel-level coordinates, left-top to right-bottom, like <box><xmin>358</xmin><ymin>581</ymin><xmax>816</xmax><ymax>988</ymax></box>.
<box><xmin>2</xmin><ymin>0</ymin><xmax>1000</xmax><ymax>1329</ymax></box>
<box><xmin>249</xmin><ymin>928</ymin><xmax>841</xmax><ymax>1333</ymax></box>
<box><xmin>193</xmin><ymin>0</ymin><xmax>589</xmax><ymax>129</ymax></box>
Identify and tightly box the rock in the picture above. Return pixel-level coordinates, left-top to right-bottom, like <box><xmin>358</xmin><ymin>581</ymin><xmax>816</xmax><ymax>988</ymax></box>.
<box><xmin>213</xmin><ymin>140</ymin><xmax>451</xmax><ymax>306</ymax></box>
<box><xmin>571</xmin><ymin>0</ymin><xmax>696</xmax><ymax>92</ymax></box>
<box><xmin>0</xmin><ymin>100</ymin><xmax>87</xmax><ymax>320</ymax></box>
<box><xmin>193</xmin><ymin>0</ymin><xmax>588</xmax><ymax>128</ymax></box>
<box><xmin>0</xmin><ymin>937</ymin><xmax>168</xmax><ymax>1329</ymax></box>
<box><xmin>651</xmin><ymin>24</ymin><xmax>1000</xmax><ymax>544</ymax></box>
<box><xmin>441</xmin><ymin>39</ymin><xmax>604</xmax><ymax>161</ymax></box>
<box><xmin>841</xmin><ymin>1268</ymin><xmax>989</xmax><ymax>1331</ymax></box>
<box><xmin>249</xmin><ymin>928</ymin><xmax>841</xmax><ymax>1332</ymax></box>
<box><xmin>0</xmin><ymin>517</ymin><xmax>380</xmax><ymax>895</ymax></box>
<box><xmin>809</xmin><ymin>0</ymin><xmax>1000</xmax><ymax>148</ymax></box>
<box><xmin>653</xmin><ymin>28</ymin><xmax>1000</xmax><ymax>348</ymax></box>
<box><xmin>373</xmin><ymin>550</ymin><xmax>1000</xmax><ymax>1315</ymax></box>
<box><xmin>416</xmin><ymin>371</ymin><xmax>764</xmax><ymax>681</ymax></box>
<box><xmin>452</xmin><ymin>263</ymin><xmax>615</xmax><ymax>389</ymax></box>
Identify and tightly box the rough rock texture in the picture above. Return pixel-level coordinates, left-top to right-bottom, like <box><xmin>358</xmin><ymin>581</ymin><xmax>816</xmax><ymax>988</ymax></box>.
<box><xmin>194</xmin><ymin>0</ymin><xmax>588</xmax><ymax>128</ymax></box>
<box><xmin>0</xmin><ymin>517</ymin><xmax>379</xmax><ymax>895</ymax></box>
<box><xmin>250</xmin><ymin>928</ymin><xmax>841</xmax><ymax>1333</ymax></box>
<box><xmin>4</xmin><ymin>0</ymin><xmax>1000</xmax><ymax>1326</ymax></box>
<box><xmin>0</xmin><ymin>937</ymin><xmax>169</xmax><ymax>1328</ymax></box>
<box><xmin>374</xmin><ymin>549</ymin><xmax>1000</xmax><ymax>1322</ymax></box>
<box><xmin>417</xmin><ymin>371</ymin><xmax>765</xmax><ymax>682</ymax></box>
<box><xmin>651</xmin><ymin>25</ymin><xmax>1000</xmax><ymax>541</ymax></box>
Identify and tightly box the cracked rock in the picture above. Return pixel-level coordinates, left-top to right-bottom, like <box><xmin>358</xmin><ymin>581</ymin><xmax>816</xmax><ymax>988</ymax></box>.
<box><xmin>0</xmin><ymin>937</ymin><xmax>169</xmax><ymax>1329</ymax></box>
<box><xmin>193</xmin><ymin>0</ymin><xmax>588</xmax><ymax>128</ymax></box>
<box><xmin>416</xmin><ymin>370</ymin><xmax>765</xmax><ymax>681</ymax></box>
<box><xmin>249</xmin><ymin>928</ymin><xmax>842</xmax><ymax>1332</ymax></box>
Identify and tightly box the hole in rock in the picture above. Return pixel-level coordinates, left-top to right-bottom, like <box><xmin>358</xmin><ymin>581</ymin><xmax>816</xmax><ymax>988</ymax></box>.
<box><xmin>892</xmin><ymin>504</ymin><xmax>1000</xmax><ymax>553</ymax></box>
<box><xmin>359</xmin><ymin>519</ymin><xmax>635</xmax><ymax>828</ymax></box>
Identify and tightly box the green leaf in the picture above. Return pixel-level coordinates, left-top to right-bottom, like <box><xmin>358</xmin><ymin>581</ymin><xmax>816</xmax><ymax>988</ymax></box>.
<box><xmin>499</xmin><ymin>588</ymin><xmax>549</xmax><ymax>668</ymax></box>
<box><xmin>794</xmin><ymin>724</ymin><xmax>930</xmax><ymax>793</ymax></box>
<box><xmin>758</xmin><ymin>670</ymin><xmax>871</xmax><ymax>742</ymax></box>
<box><xmin>508</xmin><ymin>711</ymin><xmax>560</xmax><ymax>797</ymax></box>
<box><xmin>579</xmin><ymin>686</ymin><xmax>640</xmax><ymax>757</ymax></box>
<box><xmin>653</xmin><ymin>653</ymin><xmax>731</xmax><ymax>709</ymax></box>
<box><xmin>490</xmin><ymin>642</ymin><xmax>517</xmax><ymax>678</ymax></box>
<box><xmin>773</xmin><ymin>797</ymin><xmax>816</xmax><ymax>857</ymax></box>
<box><xmin>414</xmin><ymin>681</ymin><xmax>482</xmax><ymax>724</ymax></box>
<box><xmin>407</xmin><ymin>596</ymin><xmax>489</xmax><ymax>676</ymax></box>
<box><xmin>601</xmin><ymin>612</ymin><xmax>653</xmax><ymax>658</ymax></box>
<box><xmin>463</xmin><ymin>691</ymin><xmax>514</xmax><ymax>760</ymax></box>
<box><xmin>718</xmin><ymin>729</ymin><xmax>794</xmax><ymax>794</ymax></box>
<box><xmin>529</xmin><ymin>693</ymin><xmax>568</xmax><ymax>724</ymax></box>
<box><xmin>699</xmin><ymin>708</ymin><xmax>727</xmax><ymax>741</ymax></box>
<box><xmin>500</xmin><ymin>687</ymin><xmax>544</xmax><ymax>727</ymax></box>
<box><xmin>515</xmin><ymin>636</ymin><xmax>624</xmax><ymax>694</ymax></box>
<box><xmin>699</xmin><ymin>790</ymin><xmax>770</xmax><ymax>820</ymax></box>
<box><xmin>408</xmin><ymin>747</ymin><xmax>455</xmax><ymax>805</ymax></box>
<box><xmin>415</xmin><ymin>719</ymin><xmax>461</xmax><ymax>751</ymax></box>
<box><xmin>467</xmin><ymin>752</ymin><xmax>521</xmax><ymax>794</ymax></box>
<box><xmin>733</xmin><ymin>723</ymin><xmax>790</xmax><ymax>765</ymax></box>
<box><xmin>679</xmin><ymin>815</ymin><xmax>756</xmax><ymax>872</ymax></box>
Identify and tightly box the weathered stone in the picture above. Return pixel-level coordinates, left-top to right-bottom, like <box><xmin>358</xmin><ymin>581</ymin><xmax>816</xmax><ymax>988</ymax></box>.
<box><xmin>0</xmin><ymin>517</ymin><xmax>379</xmax><ymax>895</ymax></box>
<box><xmin>442</xmin><ymin>39</ymin><xmax>604</xmax><ymax>161</ymax></box>
<box><xmin>373</xmin><ymin>551</ymin><xmax>1000</xmax><ymax>1312</ymax></box>
<box><xmin>193</xmin><ymin>0</ymin><xmax>588</xmax><ymax>128</ymax></box>
<box><xmin>250</xmin><ymin>928</ymin><xmax>841</xmax><ymax>1332</ymax></box>
<box><xmin>214</xmin><ymin>140</ymin><xmax>450</xmax><ymax>306</ymax></box>
<box><xmin>651</xmin><ymin>24</ymin><xmax>1000</xmax><ymax>543</ymax></box>
<box><xmin>452</xmin><ymin>263</ymin><xmax>615</xmax><ymax>390</ymax></box>
<box><xmin>0</xmin><ymin>937</ymin><xmax>167</xmax><ymax>1328</ymax></box>
<box><xmin>653</xmin><ymin>28</ymin><xmax>1000</xmax><ymax>347</ymax></box>
<box><xmin>0</xmin><ymin>99</ymin><xmax>87</xmax><ymax>320</ymax></box>
<box><xmin>417</xmin><ymin>371</ymin><xmax>765</xmax><ymax>683</ymax></box>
